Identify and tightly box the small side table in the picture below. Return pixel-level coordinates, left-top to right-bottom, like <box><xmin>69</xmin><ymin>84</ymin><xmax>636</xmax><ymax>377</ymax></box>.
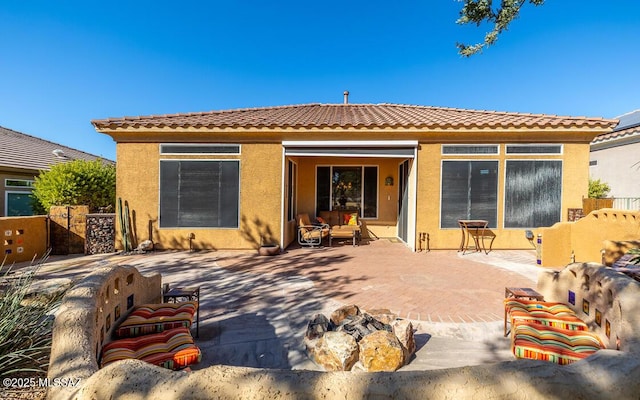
<box><xmin>163</xmin><ymin>286</ymin><xmax>200</xmax><ymax>338</ymax></box>
<box><xmin>504</xmin><ymin>287</ymin><xmax>544</xmax><ymax>337</ymax></box>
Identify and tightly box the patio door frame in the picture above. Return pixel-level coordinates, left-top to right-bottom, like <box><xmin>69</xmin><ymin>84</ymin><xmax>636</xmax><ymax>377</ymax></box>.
<box><xmin>281</xmin><ymin>140</ymin><xmax>418</xmax><ymax>251</ymax></box>
<box><xmin>398</xmin><ymin>159</ymin><xmax>410</xmax><ymax>244</ymax></box>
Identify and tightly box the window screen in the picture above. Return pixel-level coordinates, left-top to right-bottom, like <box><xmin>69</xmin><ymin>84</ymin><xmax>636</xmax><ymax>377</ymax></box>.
<box><xmin>440</xmin><ymin>161</ymin><xmax>498</xmax><ymax>228</ymax></box>
<box><xmin>160</xmin><ymin>160</ymin><xmax>239</xmax><ymax>228</ymax></box>
<box><xmin>504</xmin><ymin>160</ymin><xmax>562</xmax><ymax>228</ymax></box>
<box><xmin>506</xmin><ymin>145</ymin><xmax>562</xmax><ymax>154</ymax></box>
<box><xmin>442</xmin><ymin>145</ymin><xmax>499</xmax><ymax>155</ymax></box>
<box><xmin>160</xmin><ymin>144</ymin><xmax>240</xmax><ymax>154</ymax></box>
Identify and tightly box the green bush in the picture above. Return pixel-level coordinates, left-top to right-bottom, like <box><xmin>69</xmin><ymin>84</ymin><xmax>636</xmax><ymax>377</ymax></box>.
<box><xmin>0</xmin><ymin>267</ymin><xmax>63</xmax><ymax>377</ymax></box>
<box><xmin>31</xmin><ymin>159</ymin><xmax>115</xmax><ymax>213</ymax></box>
<box><xmin>588</xmin><ymin>178</ymin><xmax>611</xmax><ymax>199</ymax></box>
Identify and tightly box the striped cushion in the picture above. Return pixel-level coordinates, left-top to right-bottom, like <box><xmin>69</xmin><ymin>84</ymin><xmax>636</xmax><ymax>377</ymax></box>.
<box><xmin>101</xmin><ymin>327</ymin><xmax>201</xmax><ymax>370</ymax></box>
<box><xmin>505</xmin><ymin>298</ymin><xmax>576</xmax><ymax>315</ymax></box>
<box><xmin>509</xmin><ymin>309</ymin><xmax>588</xmax><ymax>331</ymax></box>
<box><xmin>116</xmin><ymin>301</ymin><xmax>197</xmax><ymax>338</ymax></box>
<box><xmin>512</xmin><ymin>322</ymin><xmax>603</xmax><ymax>365</ymax></box>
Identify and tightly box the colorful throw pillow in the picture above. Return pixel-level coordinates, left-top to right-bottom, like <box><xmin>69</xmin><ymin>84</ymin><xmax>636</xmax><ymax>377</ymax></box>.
<box><xmin>343</xmin><ymin>213</ymin><xmax>351</xmax><ymax>225</ymax></box>
<box><xmin>347</xmin><ymin>213</ymin><xmax>358</xmax><ymax>226</ymax></box>
<box><xmin>315</xmin><ymin>216</ymin><xmax>326</xmax><ymax>225</ymax></box>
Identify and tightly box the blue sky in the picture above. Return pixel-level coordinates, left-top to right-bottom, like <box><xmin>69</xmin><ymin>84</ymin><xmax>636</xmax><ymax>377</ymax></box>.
<box><xmin>1</xmin><ymin>1</ymin><xmax>639</xmax><ymax>161</ymax></box>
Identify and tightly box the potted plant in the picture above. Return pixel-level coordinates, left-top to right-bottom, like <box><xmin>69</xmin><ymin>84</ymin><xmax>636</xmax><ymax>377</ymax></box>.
<box><xmin>258</xmin><ymin>236</ymin><xmax>280</xmax><ymax>256</ymax></box>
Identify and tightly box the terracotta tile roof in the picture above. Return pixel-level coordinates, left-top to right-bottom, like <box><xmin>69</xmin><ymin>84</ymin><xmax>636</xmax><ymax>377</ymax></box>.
<box><xmin>592</xmin><ymin>109</ymin><xmax>640</xmax><ymax>144</ymax></box>
<box><xmin>0</xmin><ymin>125</ymin><xmax>112</xmax><ymax>172</ymax></box>
<box><xmin>92</xmin><ymin>103</ymin><xmax>617</xmax><ymax>131</ymax></box>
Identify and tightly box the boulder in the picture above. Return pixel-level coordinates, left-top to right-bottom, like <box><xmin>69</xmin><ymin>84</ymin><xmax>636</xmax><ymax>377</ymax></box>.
<box><xmin>366</xmin><ymin>308</ymin><xmax>397</xmax><ymax>325</ymax></box>
<box><xmin>304</xmin><ymin>313</ymin><xmax>331</xmax><ymax>354</ymax></box>
<box><xmin>392</xmin><ymin>319</ymin><xmax>416</xmax><ymax>362</ymax></box>
<box><xmin>330</xmin><ymin>304</ymin><xmax>360</xmax><ymax>326</ymax></box>
<box><xmin>313</xmin><ymin>331</ymin><xmax>359</xmax><ymax>371</ymax></box>
<box><xmin>358</xmin><ymin>330</ymin><xmax>404</xmax><ymax>372</ymax></box>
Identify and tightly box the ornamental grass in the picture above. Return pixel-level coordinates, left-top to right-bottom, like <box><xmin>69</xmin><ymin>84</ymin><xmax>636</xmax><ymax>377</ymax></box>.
<box><xmin>0</xmin><ymin>255</ymin><xmax>63</xmax><ymax>377</ymax></box>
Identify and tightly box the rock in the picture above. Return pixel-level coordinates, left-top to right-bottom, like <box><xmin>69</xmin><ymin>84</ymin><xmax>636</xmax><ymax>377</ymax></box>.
<box><xmin>304</xmin><ymin>313</ymin><xmax>331</xmax><ymax>354</ymax></box>
<box><xmin>137</xmin><ymin>240</ymin><xmax>154</xmax><ymax>251</ymax></box>
<box><xmin>312</xmin><ymin>331</ymin><xmax>359</xmax><ymax>371</ymax></box>
<box><xmin>366</xmin><ymin>308</ymin><xmax>397</xmax><ymax>325</ymax></box>
<box><xmin>392</xmin><ymin>319</ymin><xmax>416</xmax><ymax>362</ymax></box>
<box><xmin>358</xmin><ymin>330</ymin><xmax>405</xmax><ymax>372</ymax></box>
<box><xmin>330</xmin><ymin>304</ymin><xmax>360</xmax><ymax>326</ymax></box>
<box><xmin>305</xmin><ymin>313</ymin><xmax>330</xmax><ymax>340</ymax></box>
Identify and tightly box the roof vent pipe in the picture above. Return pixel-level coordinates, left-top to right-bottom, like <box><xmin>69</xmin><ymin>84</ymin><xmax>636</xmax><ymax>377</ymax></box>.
<box><xmin>343</xmin><ymin>90</ymin><xmax>349</xmax><ymax>104</ymax></box>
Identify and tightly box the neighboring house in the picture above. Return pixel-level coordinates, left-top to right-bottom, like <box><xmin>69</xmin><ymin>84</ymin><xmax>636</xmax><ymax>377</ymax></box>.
<box><xmin>92</xmin><ymin>101</ymin><xmax>616</xmax><ymax>251</ymax></box>
<box><xmin>0</xmin><ymin>125</ymin><xmax>111</xmax><ymax>216</ymax></box>
<box><xmin>590</xmin><ymin>110</ymin><xmax>640</xmax><ymax>209</ymax></box>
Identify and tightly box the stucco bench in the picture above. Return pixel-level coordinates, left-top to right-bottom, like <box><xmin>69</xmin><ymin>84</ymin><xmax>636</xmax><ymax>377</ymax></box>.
<box><xmin>101</xmin><ymin>327</ymin><xmax>201</xmax><ymax>370</ymax></box>
<box><xmin>115</xmin><ymin>301</ymin><xmax>197</xmax><ymax>338</ymax></box>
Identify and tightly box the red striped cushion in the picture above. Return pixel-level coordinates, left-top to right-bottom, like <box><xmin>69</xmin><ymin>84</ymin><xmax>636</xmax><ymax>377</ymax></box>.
<box><xmin>512</xmin><ymin>322</ymin><xmax>603</xmax><ymax>365</ymax></box>
<box><xmin>116</xmin><ymin>301</ymin><xmax>197</xmax><ymax>338</ymax></box>
<box><xmin>509</xmin><ymin>309</ymin><xmax>588</xmax><ymax>331</ymax></box>
<box><xmin>101</xmin><ymin>327</ymin><xmax>201</xmax><ymax>370</ymax></box>
<box><xmin>505</xmin><ymin>298</ymin><xmax>575</xmax><ymax>315</ymax></box>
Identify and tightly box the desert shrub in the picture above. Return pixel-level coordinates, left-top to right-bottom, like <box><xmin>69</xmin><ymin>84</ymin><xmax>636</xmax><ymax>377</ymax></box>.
<box><xmin>0</xmin><ymin>267</ymin><xmax>63</xmax><ymax>377</ymax></box>
<box><xmin>31</xmin><ymin>159</ymin><xmax>115</xmax><ymax>213</ymax></box>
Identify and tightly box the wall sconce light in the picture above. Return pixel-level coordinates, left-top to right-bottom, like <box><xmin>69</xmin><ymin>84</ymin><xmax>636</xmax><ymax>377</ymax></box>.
<box><xmin>385</xmin><ymin>176</ymin><xmax>394</xmax><ymax>186</ymax></box>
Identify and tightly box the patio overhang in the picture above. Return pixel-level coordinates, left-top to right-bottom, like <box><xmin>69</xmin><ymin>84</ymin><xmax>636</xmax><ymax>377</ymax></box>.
<box><xmin>282</xmin><ymin>140</ymin><xmax>418</xmax><ymax>158</ymax></box>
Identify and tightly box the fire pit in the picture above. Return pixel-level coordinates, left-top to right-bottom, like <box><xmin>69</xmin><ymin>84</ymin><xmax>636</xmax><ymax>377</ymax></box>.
<box><xmin>304</xmin><ymin>305</ymin><xmax>416</xmax><ymax>372</ymax></box>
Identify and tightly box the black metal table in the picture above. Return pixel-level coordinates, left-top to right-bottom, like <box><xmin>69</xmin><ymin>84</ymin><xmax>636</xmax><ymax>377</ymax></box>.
<box><xmin>163</xmin><ymin>286</ymin><xmax>200</xmax><ymax>338</ymax></box>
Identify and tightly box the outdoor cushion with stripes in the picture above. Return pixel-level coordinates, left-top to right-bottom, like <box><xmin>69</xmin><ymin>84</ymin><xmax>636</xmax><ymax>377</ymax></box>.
<box><xmin>512</xmin><ymin>322</ymin><xmax>603</xmax><ymax>365</ymax></box>
<box><xmin>101</xmin><ymin>327</ymin><xmax>201</xmax><ymax>370</ymax></box>
<box><xmin>504</xmin><ymin>298</ymin><xmax>576</xmax><ymax>315</ymax></box>
<box><xmin>509</xmin><ymin>309</ymin><xmax>588</xmax><ymax>331</ymax></box>
<box><xmin>116</xmin><ymin>301</ymin><xmax>197</xmax><ymax>338</ymax></box>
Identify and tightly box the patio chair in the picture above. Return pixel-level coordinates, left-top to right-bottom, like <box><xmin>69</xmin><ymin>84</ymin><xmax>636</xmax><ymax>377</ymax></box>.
<box><xmin>297</xmin><ymin>213</ymin><xmax>330</xmax><ymax>247</ymax></box>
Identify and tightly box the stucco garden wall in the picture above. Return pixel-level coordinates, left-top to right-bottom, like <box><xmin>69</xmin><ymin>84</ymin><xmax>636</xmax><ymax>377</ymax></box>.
<box><xmin>537</xmin><ymin>262</ymin><xmax>640</xmax><ymax>350</ymax></box>
<box><xmin>48</xmin><ymin>262</ymin><xmax>640</xmax><ymax>400</ymax></box>
<box><xmin>48</xmin><ymin>264</ymin><xmax>161</xmax><ymax>400</ymax></box>
<box><xmin>539</xmin><ymin>209</ymin><xmax>640</xmax><ymax>268</ymax></box>
<box><xmin>0</xmin><ymin>215</ymin><xmax>48</xmax><ymax>264</ymax></box>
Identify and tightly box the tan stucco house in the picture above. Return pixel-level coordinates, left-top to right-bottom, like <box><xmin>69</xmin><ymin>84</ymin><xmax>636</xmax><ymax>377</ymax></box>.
<box><xmin>92</xmin><ymin>102</ymin><xmax>617</xmax><ymax>252</ymax></box>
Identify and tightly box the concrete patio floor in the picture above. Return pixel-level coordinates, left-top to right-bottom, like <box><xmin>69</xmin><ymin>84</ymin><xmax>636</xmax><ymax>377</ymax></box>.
<box><xmin>22</xmin><ymin>239</ymin><xmax>541</xmax><ymax>371</ymax></box>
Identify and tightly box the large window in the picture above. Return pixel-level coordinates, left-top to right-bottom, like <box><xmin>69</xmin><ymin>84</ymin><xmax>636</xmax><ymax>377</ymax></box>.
<box><xmin>159</xmin><ymin>160</ymin><xmax>240</xmax><ymax>228</ymax></box>
<box><xmin>440</xmin><ymin>161</ymin><xmax>498</xmax><ymax>228</ymax></box>
<box><xmin>316</xmin><ymin>166</ymin><xmax>378</xmax><ymax>218</ymax></box>
<box><xmin>504</xmin><ymin>160</ymin><xmax>562</xmax><ymax>228</ymax></box>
